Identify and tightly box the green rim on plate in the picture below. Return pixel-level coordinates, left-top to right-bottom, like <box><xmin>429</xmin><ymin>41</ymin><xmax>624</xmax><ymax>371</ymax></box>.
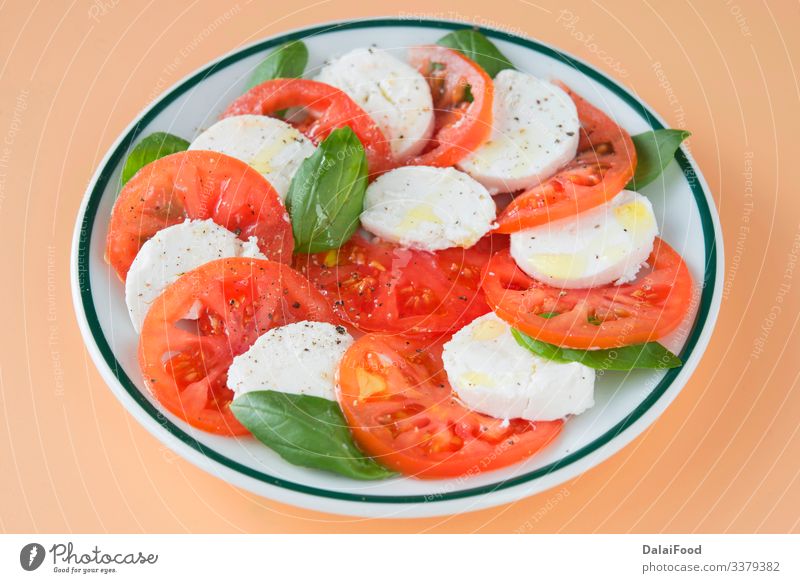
<box><xmin>76</xmin><ymin>19</ymin><xmax>718</xmax><ymax>504</ymax></box>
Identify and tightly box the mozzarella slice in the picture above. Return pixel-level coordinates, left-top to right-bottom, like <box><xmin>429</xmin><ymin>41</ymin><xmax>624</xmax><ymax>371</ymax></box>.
<box><xmin>125</xmin><ymin>219</ymin><xmax>265</xmax><ymax>332</ymax></box>
<box><xmin>316</xmin><ymin>47</ymin><xmax>434</xmax><ymax>161</ymax></box>
<box><xmin>442</xmin><ymin>313</ymin><xmax>595</xmax><ymax>421</ymax></box>
<box><xmin>457</xmin><ymin>69</ymin><xmax>580</xmax><ymax>194</ymax></box>
<box><xmin>360</xmin><ymin>166</ymin><xmax>496</xmax><ymax>251</ymax></box>
<box><xmin>510</xmin><ymin>189</ymin><xmax>658</xmax><ymax>289</ymax></box>
<box><xmin>189</xmin><ymin>115</ymin><xmax>315</xmax><ymax>201</ymax></box>
<box><xmin>228</xmin><ymin>321</ymin><xmax>354</xmax><ymax>401</ymax></box>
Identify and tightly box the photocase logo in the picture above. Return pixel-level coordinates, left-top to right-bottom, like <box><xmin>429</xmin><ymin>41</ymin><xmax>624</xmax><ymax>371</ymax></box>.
<box><xmin>19</xmin><ymin>543</ymin><xmax>46</xmax><ymax>571</ymax></box>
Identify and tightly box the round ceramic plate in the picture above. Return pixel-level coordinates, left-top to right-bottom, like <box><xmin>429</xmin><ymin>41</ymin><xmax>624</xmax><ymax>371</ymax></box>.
<box><xmin>71</xmin><ymin>18</ymin><xmax>722</xmax><ymax>518</ymax></box>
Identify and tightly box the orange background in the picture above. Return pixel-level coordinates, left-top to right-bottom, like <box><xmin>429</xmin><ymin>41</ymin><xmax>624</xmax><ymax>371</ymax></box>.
<box><xmin>1</xmin><ymin>0</ymin><xmax>798</xmax><ymax>533</ymax></box>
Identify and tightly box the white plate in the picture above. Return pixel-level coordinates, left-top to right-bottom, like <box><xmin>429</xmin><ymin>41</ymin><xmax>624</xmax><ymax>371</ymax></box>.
<box><xmin>71</xmin><ymin>18</ymin><xmax>723</xmax><ymax>518</ymax></box>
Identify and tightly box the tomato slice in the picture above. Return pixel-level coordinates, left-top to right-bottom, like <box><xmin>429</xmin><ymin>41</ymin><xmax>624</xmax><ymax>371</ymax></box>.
<box><xmin>337</xmin><ymin>334</ymin><xmax>563</xmax><ymax>478</ymax></box>
<box><xmin>406</xmin><ymin>46</ymin><xmax>493</xmax><ymax>167</ymax></box>
<box><xmin>294</xmin><ymin>234</ymin><xmax>506</xmax><ymax>335</ymax></box>
<box><xmin>222</xmin><ymin>78</ymin><xmax>393</xmax><ymax>175</ymax></box>
<box><xmin>482</xmin><ymin>238</ymin><xmax>692</xmax><ymax>349</ymax></box>
<box><xmin>105</xmin><ymin>150</ymin><xmax>292</xmax><ymax>280</ymax></box>
<box><xmin>495</xmin><ymin>83</ymin><xmax>637</xmax><ymax>233</ymax></box>
<box><xmin>138</xmin><ymin>257</ymin><xmax>336</xmax><ymax>435</ymax></box>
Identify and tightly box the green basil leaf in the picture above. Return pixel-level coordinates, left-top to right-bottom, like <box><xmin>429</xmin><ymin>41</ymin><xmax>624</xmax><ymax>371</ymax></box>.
<box><xmin>285</xmin><ymin>126</ymin><xmax>368</xmax><ymax>254</ymax></box>
<box><xmin>511</xmin><ymin>328</ymin><xmax>682</xmax><ymax>371</ymax></box>
<box><xmin>231</xmin><ymin>391</ymin><xmax>396</xmax><ymax>480</ymax></box>
<box><xmin>627</xmin><ymin>129</ymin><xmax>691</xmax><ymax>190</ymax></box>
<box><xmin>437</xmin><ymin>29</ymin><xmax>515</xmax><ymax>78</ymax></box>
<box><xmin>511</xmin><ymin>329</ymin><xmax>571</xmax><ymax>364</ymax></box>
<box><xmin>121</xmin><ymin>132</ymin><xmax>189</xmax><ymax>185</ymax></box>
<box><xmin>246</xmin><ymin>40</ymin><xmax>308</xmax><ymax>90</ymax></box>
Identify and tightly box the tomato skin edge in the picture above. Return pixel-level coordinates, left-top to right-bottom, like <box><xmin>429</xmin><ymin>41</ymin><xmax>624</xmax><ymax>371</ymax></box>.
<box><xmin>221</xmin><ymin>78</ymin><xmax>394</xmax><ymax>176</ymax></box>
<box><xmin>494</xmin><ymin>82</ymin><xmax>637</xmax><ymax>234</ymax></box>
<box><xmin>336</xmin><ymin>334</ymin><xmax>564</xmax><ymax>479</ymax></box>
<box><xmin>137</xmin><ymin>340</ymin><xmax>250</xmax><ymax>436</ymax></box>
<box><xmin>481</xmin><ymin>239</ymin><xmax>693</xmax><ymax>349</ymax></box>
<box><xmin>137</xmin><ymin>257</ymin><xmax>336</xmax><ymax>437</ymax></box>
<box><xmin>341</xmin><ymin>418</ymin><xmax>564</xmax><ymax>479</ymax></box>
<box><xmin>105</xmin><ymin>150</ymin><xmax>293</xmax><ymax>281</ymax></box>
<box><xmin>405</xmin><ymin>46</ymin><xmax>494</xmax><ymax>168</ymax></box>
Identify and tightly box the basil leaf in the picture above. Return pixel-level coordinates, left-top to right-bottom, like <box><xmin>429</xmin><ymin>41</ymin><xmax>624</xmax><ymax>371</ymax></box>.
<box><xmin>286</xmin><ymin>127</ymin><xmax>368</xmax><ymax>254</ymax></box>
<box><xmin>246</xmin><ymin>40</ymin><xmax>308</xmax><ymax>90</ymax></box>
<box><xmin>121</xmin><ymin>132</ymin><xmax>189</xmax><ymax>185</ymax></box>
<box><xmin>231</xmin><ymin>391</ymin><xmax>395</xmax><ymax>480</ymax></box>
<box><xmin>511</xmin><ymin>329</ymin><xmax>571</xmax><ymax>364</ymax></box>
<box><xmin>627</xmin><ymin>129</ymin><xmax>691</xmax><ymax>190</ymax></box>
<box><xmin>511</xmin><ymin>328</ymin><xmax>682</xmax><ymax>371</ymax></box>
<box><xmin>437</xmin><ymin>29</ymin><xmax>515</xmax><ymax>78</ymax></box>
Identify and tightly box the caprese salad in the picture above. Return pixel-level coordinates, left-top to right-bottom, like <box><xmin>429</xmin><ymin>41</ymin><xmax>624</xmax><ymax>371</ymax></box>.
<box><xmin>106</xmin><ymin>30</ymin><xmax>693</xmax><ymax>480</ymax></box>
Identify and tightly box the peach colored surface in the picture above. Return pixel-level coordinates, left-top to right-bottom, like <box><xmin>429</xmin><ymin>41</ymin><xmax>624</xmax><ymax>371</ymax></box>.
<box><xmin>1</xmin><ymin>0</ymin><xmax>798</xmax><ymax>533</ymax></box>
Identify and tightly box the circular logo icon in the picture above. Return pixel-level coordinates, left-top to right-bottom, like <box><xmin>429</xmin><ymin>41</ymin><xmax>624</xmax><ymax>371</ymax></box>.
<box><xmin>19</xmin><ymin>543</ymin><xmax>46</xmax><ymax>571</ymax></box>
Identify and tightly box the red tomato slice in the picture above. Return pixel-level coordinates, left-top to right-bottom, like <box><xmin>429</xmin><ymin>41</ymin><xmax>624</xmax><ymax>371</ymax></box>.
<box><xmin>105</xmin><ymin>151</ymin><xmax>292</xmax><ymax>280</ymax></box>
<box><xmin>222</xmin><ymin>78</ymin><xmax>393</xmax><ymax>175</ymax></box>
<box><xmin>294</xmin><ymin>235</ymin><xmax>506</xmax><ymax>335</ymax></box>
<box><xmin>406</xmin><ymin>46</ymin><xmax>493</xmax><ymax>167</ymax></box>
<box><xmin>482</xmin><ymin>238</ymin><xmax>693</xmax><ymax>349</ymax></box>
<box><xmin>495</xmin><ymin>83</ymin><xmax>637</xmax><ymax>233</ymax></box>
<box><xmin>337</xmin><ymin>334</ymin><xmax>563</xmax><ymax>479</ymax></box>
<box><xmin>138</xmin><ymin>258</ymin><xmax>336</xmax><ymax>435</ymax></box>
